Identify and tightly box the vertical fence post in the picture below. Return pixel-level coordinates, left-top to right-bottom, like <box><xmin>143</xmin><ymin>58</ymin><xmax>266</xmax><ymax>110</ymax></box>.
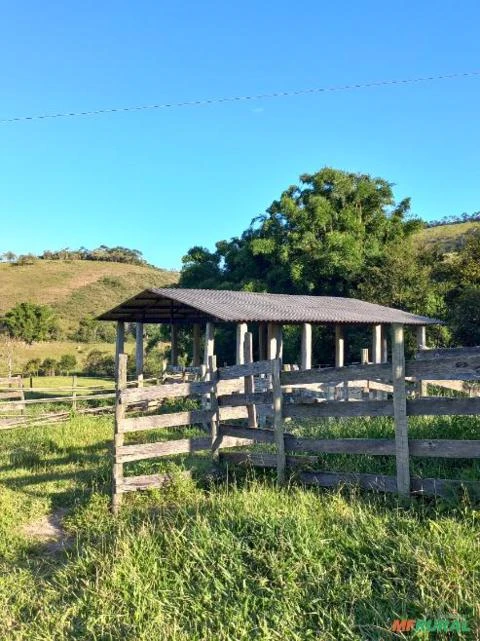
<box><xmin>114</xmin><ymin>321</ymin><xmax>125</xmax><ymax>379</ymax></box>
<box><xmin>416</xmin><ymin>325</ymin><xmax>428</xmax><ymax>397</ymax></box>
<box><xmin>113</xmin><ymin>353</ymin><xmax>127</xmax><ymax>514</ymax></box>
<box><xmin>209</xmin><ymin>355</ymin><xmax>220</xmax><ymax>460</ymax></box>
<box><xmin>391</xmin><ymin>323</ymin><xmax>410</xmax><ymax>496</ymax></box>
<box><xmin>136</xmin><ymin>322</ymin><xmax>144</xmax><ymax>388</ymax></box>
<box><xmin>272</xmin><ymin>358</ymin><xmax>285</xmax><ymax>485</ymax></box>
<box><xmin>72</xmin><ymin>374</ymin><xmax>77</xmax><ymax>411</ymax></box>
<box><xmin>243</xmin><ymin>332</ymin><xmax>258</xmax><ymax>428</ymax></box>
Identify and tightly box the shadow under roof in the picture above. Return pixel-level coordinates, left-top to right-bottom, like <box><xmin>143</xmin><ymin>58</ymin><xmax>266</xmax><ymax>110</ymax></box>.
<box><xmin>97</xmin><ymin>288</ymin><xmax>442</xmax><ymax>326</ymax></box>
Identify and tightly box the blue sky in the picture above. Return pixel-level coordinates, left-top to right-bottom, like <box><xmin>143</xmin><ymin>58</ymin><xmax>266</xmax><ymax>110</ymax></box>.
<box><xmin>1</xmin><ymin>0</ymin><xmax>479</xmax><ymax>269</ymax></box>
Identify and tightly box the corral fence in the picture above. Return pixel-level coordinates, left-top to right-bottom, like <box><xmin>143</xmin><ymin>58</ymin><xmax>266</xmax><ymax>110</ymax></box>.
<box><xmin>112</xmin><ymin>330</ymin><xmax>480</xmax><ymax>511</ymax></box>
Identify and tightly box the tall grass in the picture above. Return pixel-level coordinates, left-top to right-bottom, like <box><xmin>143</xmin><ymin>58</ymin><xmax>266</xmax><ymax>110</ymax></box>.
<box><xmin>0</xmin><ymin>415</ymin><xmax>479</xmax><ymax>640</ymax></box>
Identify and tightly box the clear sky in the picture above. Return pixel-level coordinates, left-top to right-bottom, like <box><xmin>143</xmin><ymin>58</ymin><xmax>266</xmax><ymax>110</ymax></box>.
<box><xmin>1</xmin><ymin>0</ymin><xmax>479</xmax><ymax>269</ymax></box>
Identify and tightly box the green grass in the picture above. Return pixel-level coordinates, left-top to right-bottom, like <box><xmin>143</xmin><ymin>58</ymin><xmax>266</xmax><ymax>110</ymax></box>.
<box><xmin>415</xmin><ymin>221</ymin><xmax>480</xmax><ymax>253</ymax></box>
<box><xmin>0</xmin><ymin>259</ymin><xmax>178</xmax><ymax>332</ymax></box>
<box><xmin>0</xmin><ymin>415</ymin><xmax>479</xmax><ymax>640</ymax></box>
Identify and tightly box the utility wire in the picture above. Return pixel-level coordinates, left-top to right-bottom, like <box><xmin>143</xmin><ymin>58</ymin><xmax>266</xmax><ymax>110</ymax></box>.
<box><xmin>1</xmin><ymin>70</ymin><xmax>479</xmax><ymax>124</ymax></box>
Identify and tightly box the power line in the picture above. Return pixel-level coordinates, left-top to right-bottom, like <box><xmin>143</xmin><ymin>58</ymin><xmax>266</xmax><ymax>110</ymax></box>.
<box><xmin>1</xmin><ymin>70</ymin><xmax>479</xmax><ymax>124</ymax></box>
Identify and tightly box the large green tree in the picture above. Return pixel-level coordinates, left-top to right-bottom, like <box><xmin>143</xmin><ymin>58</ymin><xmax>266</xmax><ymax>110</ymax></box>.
<box><xmin>3</xmin><ymin>302</ymin><xmax>59</xmax><ymax>344</ymax></box>
<box><xmin>181</xmin><ymin>167</ymin><xmax>422</xmax><ymax>298</ymax></box>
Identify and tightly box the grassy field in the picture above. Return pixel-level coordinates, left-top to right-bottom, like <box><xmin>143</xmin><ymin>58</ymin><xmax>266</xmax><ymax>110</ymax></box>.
<box><xmin>414</xmin><ymin>221</ymin><xmax>480</xmax><ymax>253</ymax></box>
<box><xmin>0</xmin><ymin>414</ymin><xmax>479</xmax><ymax>640</ymax></box>
<box><xmin>0</xmin><ymin>259</ymin><xmax>178</xmax><ymax>332</ymax></box>
<box><xmin>0</xmin><ymin>340</ymin><xmax>137</xmax><ymax>377</ymax></box>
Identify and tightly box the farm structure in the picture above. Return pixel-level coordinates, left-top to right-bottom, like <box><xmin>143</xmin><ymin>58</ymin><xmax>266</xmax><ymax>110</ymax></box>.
<box><xmin>98</xmin><ymin>288</ymin><xmax>480</xmax><ymax>511</ymax></box>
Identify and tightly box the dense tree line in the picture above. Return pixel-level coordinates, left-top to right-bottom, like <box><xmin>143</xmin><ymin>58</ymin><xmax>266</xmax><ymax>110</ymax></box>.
<box><xmin>180</xmin><ymin>167</ymin><xmax>480</xmax><ymax>361</ymax></box>
<box><xmin>1</xmin><ymin>245</ymin><xmax>147</xmax><ymax>266</ymax></box>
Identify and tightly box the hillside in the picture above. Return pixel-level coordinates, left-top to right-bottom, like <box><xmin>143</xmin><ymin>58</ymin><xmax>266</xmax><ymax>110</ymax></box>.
<box><xmin>0</xmin><ymin>260</ymin><xmax>178</xmax><ymax>331</ymax></box>
<box><xmin>415</xmin><ymin>220</ymin><xmax>480</xmax><ymax>253</ymax></box>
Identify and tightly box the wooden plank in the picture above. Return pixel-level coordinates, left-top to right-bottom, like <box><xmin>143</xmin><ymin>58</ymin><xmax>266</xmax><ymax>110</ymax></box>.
<box><xmin>281</xmin><ymin>362</ymin><xmax>392</xmax><ymax>386</ymax></box>
<box><xmin>118</xmin><ymin>435</ymin><xmax>251</xmax><ymax>463</ymax></box>
<box><xmin>285</xmin><ymin>437</ymin><xmax>396</xmax><ymax>455</ymax></box>
<box><xmin>243</xmin><ymin>332</ymin><xmax>258</xmax><ymax>428</ymax></box>
<box><xmin>0</xmin><ymin>391</ymin><xmax>22</xmax><ymax>400</ymax></box>
<box><xmin>1</xmin><ymin>392</ymin><xmax>115</xmax><ymax>406</ymax></box>
<box><xmin>406</xmin><ymin>354</ymin><xmax>480</xmax><ymax>381</ymax></box>
<box><xmin>218</xmin><ymin>391</ymin><xmax>273</xmax><ymax>407</ymax></box>
<box><xmin>300</xmin><ymin>471</ymin><xmax>398</xmax><ymax>493</ymax></box>
<box><xmin>272</xmin><ymin>358</ymin><xmax>285</xmax><ymax>484</ymax></box>
<box><xmin>415</xmin><ymin>346</ymin><xmax>480</xmax><ymax>360</ymax></box>
<box><xmin>118</xmin><ymin>437</ymin><xmax>213</xmax><ymax>462</ymax></box>
<box><xmin>392</xmin><ymin>323</ymin><xmax>410</xmax><ymax>496</ymax></box>
<box><xmin>219</xmin><ymin>451</ymin><xmax>318</xmax><ymax>469</ymax></box>
<box><xmin>409</xmin><ymin>439</ymin><xmax>480</xmax><ymax>458</ymax></box>
<box><xmin>119</xmin><ymin>409</ymin><xmax>214</xmax><ymax>433</ymax></box>
<box><xmin>218</xmin><ymin>360</ymin><xmax>272</xmax><ymax>381</ymax></box>
<box><xmin>406</xmin><ymin>397</ymin><xmax>480</xmax><ymax>416</ymax></box>
<box><xmin>218</xmin><ymin>404</ymin><xmax>274</xmax><ymax>420</ymax></box>
<box><xmin>283</xmin><ymin>400</ymin><xmax>394</xmax><ymax>419</ymax></box>
<box><xmin>220</xmin><ymin>424</ymin><xmax>275</xmax><ymax>444</ymax></box>
<box><xmin>120</xmin><ymin>380</ymin><xmax>214</xmax><ymax>404</ymax></box>
<box><xmin>217</xmin><ymin>378</ymin><xmax>244</xmax><ymax>395</ymax></box>
<box><xmin>410</xmin><ymin>477</ymin><xmax>480</xmax><ymax>496</ymax></box>
<box><xmin>119</xmin><ymin>471</ymin><xmax>191</xmax><ymax>493</ymax></box>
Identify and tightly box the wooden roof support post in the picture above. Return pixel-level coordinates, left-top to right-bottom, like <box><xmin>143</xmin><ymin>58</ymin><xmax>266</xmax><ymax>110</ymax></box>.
<box><xmin>192</xmin><ymin>323</ymin><xmax>201</xmax><ymax>367</ymax></box>
<box><xmin>267</xmin><ymin>323</ymin><xmax>283</xmax><ymax>362</ymax></box>
<box><xmin>236</xmin><ymin>322</ymin><xmax>248</xmax><ymax>365</ymax></box>
<box><xmin>391</xmin><ymin>323</ymin><xmax>410</xmax><ymax>496</ymax></box>
<box><xmin>204</xmin><ymin>322</ymin><xmax>215</xmax><ymax>366</ymax></box>
<box><xmin>416</xmin><ymin>325</ymin><xmax>428</xmax><ymax>397</ymax></box>
<box><xmin>135</xmin><ymin>322</ymin><xmax>144</xmax><ymax>388</ymax></box>
<box><xmin>301</xmin><ymin>323</ymin><xmax>312</xmax><ymax>370</ymax></box>
<box><xmin>372</xmin><ymin>324</ymin><xmax>382</xmax><ymax>364</ymax></box>
<box><xmin>335</xmin><ymin>325</ymin><xmax>344</xmax><ymax>368</ymax></box>
<box><xmin>115</xmin><ymin>321</ymin><xmax>125</xmax><ymax>381</ymax></box>
<box><xmin>170</xmin><ymin>324</ymin><xmax>178</xmax><ymax>366</ymax></box>
<box><xmin>381</xmin><ymin>325</ymin><xmax>388</xmax><ymax>363</ymax></box>
<box><xmin>258</xmin><ymin>322</ymin><xmax>268</xmax><ymax>361</ymax></box>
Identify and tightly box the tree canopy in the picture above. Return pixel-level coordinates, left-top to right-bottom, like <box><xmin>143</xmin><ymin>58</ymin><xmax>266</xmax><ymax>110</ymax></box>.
<box><xmin>3</xmin><ymin>302</ymin><xmax>59</xmax><ymax>344</ymax></box>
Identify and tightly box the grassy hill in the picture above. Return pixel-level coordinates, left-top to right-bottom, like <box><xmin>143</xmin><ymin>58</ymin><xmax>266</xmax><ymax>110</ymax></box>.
<box><xmin>0</xmin><ymin>259</ymin><xmax>178</xmax><ymax>332</ymax></box>
<box><xmin>415</xmin><ymin>221</ymin><xmax>480</xmax><ymax>253</ymax></box>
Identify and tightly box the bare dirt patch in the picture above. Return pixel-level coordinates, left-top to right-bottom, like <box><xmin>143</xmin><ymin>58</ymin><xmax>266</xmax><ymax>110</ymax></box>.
<box><xmin>22</xmin><ymin>508</ymin><xmax>72</xmax><ymax>553</ymax></box>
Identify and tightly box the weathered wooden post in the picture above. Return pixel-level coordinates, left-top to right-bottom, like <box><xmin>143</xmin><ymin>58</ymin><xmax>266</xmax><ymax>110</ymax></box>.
<box><xmin>114</xmin><ymin>321</ymin><xmax>125</xmax><ymax>379</ymax></box>
<box><xmin>361</xmin><ymin>348</ymin><xmax>370</xmax><ymax>398</ymax></box>
<box><xmin>236</xmin><ymin>323</ymin><xmax>248</xmax><ymax>365</ymax></box>
<box><xmin>209</xmin><ymin>355</ymin><xmax>220</xmax><ymax>460</ymax></box>
<box><xmin>416</xmin><ymin>325</ymin><xmax>428</xmax><ymax>397</ymax></box>
<box><xmin>391</xmin><ymin>323</ymin><xmax>410</xmax><ymax>496</ymax></box>
<box><xmin>301</xmin><ymin>323</ymin><xmax>312</xmax><ymax>370</ymax></box>
<box><xmin>272</xmin><ymin>358</ymin><xmax>285</xmax><ymax>484</ymax></box>
<box><xmin>72</xmin><ymin>374</ymin><xmax>77</xmax><ymax>411</ymax></box>
<box><xmin>136</xmin><ymin>321</ymin><xmax>144</xmax><ymax>387</ymax></box>
<box><xmin>381</xmin><ymin>325</ymin><xmax>388</xmax><ymax>363</ymax></box>
<box><xmin>335</xmin><ymin>325</ymin><xmax>344</xmax><ymax>368</ymax></box>
<box><xmin>204</xmin><ymin>322</ymin><xmax>215</xmax><ymax>366</ymax></box>
<box><xmin>372</xmin><ymin>324</ymin><xmax>382</xmax><ymax>399</ymax></box>
<box><xmin>170</xmin><ymin>324</ymin><xmax>178</xmax><ymax>367</ymax></box>
<box><xmin>192</xmin><ymin>323</ymin><xmax>201</xmax><ymax>367</ymax></box>
<box><xmin>243</xmin><ymin>331</ymin><xmax>257</xmax><ymax>428</ymax></box>
<box><xmin>267</xmin><ymin>323</ymin><xmax>283</xmax><ymax>361</ymax></box>
<box><xmin>113</xmin><ymin>352</ymin><xmax>127</xmax><ymax>514</ymax></box>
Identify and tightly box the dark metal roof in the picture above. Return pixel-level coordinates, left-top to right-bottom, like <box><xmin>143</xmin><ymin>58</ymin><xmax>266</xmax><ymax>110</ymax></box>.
<box><xmin>97</xmin><ymin>288</ymin><xmax>442</xmax><ymax>326</ymax></box>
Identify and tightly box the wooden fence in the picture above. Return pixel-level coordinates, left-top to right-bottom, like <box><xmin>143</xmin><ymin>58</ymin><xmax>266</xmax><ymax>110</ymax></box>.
<box><xmin>112</xmin><ymin>336</ymin><xmax>480</xmax><ymax>510</ymax></box>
